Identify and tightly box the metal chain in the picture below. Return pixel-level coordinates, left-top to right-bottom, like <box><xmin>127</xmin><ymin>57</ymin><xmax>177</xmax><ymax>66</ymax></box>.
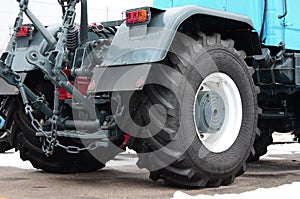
<box><xmin>24</xmin><ymin>104</ymin><xmax>54</xmax><ymax>156</ymax></box>
<box><xmin>24</xmin><ymin>102</ymin><xmax>107</xmax><ymax>156</ymax></box>
<box><xmin>56</xmin><ymin>140</ymin><xmax>109</xmax><ymax>154</ymax></box>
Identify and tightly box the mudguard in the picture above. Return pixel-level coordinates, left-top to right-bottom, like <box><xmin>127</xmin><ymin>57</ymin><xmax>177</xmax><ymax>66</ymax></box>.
<box><xmin>89</xmin><ymin>64</ymin><xmax>151</xmax><ymax>93</ymax></box>
<box><xmin>102</xmin><ymin>5</ymin><xmax>260</xmax><ymax>67</ymax></box>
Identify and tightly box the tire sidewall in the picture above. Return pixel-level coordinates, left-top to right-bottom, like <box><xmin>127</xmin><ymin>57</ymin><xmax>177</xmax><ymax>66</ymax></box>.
<box><xmin>178</xmin><ymin>46</ymin><xmax>257</xmax><ymax>175</ymax></box>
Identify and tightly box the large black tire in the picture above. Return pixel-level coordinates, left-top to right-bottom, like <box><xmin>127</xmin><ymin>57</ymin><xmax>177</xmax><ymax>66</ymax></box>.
<box><xmin>0</xmin><ymin>141</ymin><xmax>12</xmax><ymax>153</ymax></box>
<box><xmin>125</xmin><ymin>32</ymin><xmax>259</xmax><ymax>187</ymax></box>
<box><xmin>14</xmin><ymin>110</ymin><xmax>106</xmax><ymax>173</ymax></box>
<box><xmin>0</xmin><ymin>97</ymin><xmax>15</xmax><ymax>153</ymax></box>
<box><xmin>12</xmin><ymin>71</ymin><xmax>116</xmax><ymax>173</ymax></box>
<box><xmin>248</xmin><ymin>128</ymin><xmax>273</xmax><ymax>161</ymax></box>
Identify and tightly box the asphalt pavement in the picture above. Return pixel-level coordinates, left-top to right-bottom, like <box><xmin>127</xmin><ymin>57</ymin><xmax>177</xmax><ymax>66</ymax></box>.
<box><xmin>0</xmin><ymin>140</ymin><xmax>299</xmax><ymax>199</ymax></box>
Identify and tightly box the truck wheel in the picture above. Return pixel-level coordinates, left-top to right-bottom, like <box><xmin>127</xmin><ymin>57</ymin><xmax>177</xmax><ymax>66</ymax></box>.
<box><xmin>12</xmin><ymin>72</ymin><xmax>106</xmax><ymax>173</ymax></box>
<box><xmin>130</xmin><ymin>33</ymin><xmax>259</xmax><ymax>187</ymax></box>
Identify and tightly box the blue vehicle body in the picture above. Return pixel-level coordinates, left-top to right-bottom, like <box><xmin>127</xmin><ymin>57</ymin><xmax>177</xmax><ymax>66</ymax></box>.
<box><xmin>153</xmin><ymin>0</ymin><xmax>300</xmax><ymax>51</ymax></box>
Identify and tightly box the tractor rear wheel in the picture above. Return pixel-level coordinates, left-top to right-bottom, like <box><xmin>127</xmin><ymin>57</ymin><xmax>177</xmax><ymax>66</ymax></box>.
<box><xmin>0</xmin><ymin>141</ymin><xmax>11</xmax><ymax>153</ymax></box>
<box><xmin>12</xmin><ymin>71</ymin><xmax>113</xmax><ymax>173</ymax></box>
<box><xmin>14</xmin><ymin>109</ymin><xmax>106</xmax><ymax>173</ymax></box>
<box><xmin>128</xmin><ymin>32</ymin><xmax>259</xmax><ymax>187</ymax></box>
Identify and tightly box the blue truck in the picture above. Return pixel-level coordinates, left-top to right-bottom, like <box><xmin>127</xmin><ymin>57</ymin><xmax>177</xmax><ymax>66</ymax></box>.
<box><xmin>0</xmin><ymin>0</ymin><xmax>299</xmax><ymax>188</ymax></box>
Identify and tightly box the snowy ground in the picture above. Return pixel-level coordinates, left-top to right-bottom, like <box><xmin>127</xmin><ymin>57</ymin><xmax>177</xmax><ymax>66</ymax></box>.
<box><xmin>0</xmin><ymin>133</ymin><xmax>299</xmax><ymax>199</ymax></box>
<box><xmin>172</xmin><ymin>182</ymin><xmax>300</xmax><ymax>199</ymax></box>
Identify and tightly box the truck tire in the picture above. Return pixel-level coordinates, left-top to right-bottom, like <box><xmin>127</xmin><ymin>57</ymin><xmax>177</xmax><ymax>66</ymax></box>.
<box><xmin>129</xmin><ymin>32</ymin><xmax>259</xmax><ymax>187</ymax></box>
<box><xmin>12</xmin><ymin>72</ymin><xmax>106</xmax><ymax>173</ymax></box>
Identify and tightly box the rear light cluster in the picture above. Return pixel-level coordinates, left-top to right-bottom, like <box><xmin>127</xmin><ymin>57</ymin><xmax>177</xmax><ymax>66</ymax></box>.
<box><xmin>126</xmin><ymin>7</ymin><xmax>151</xmax><ymax>26</ymax></box>
<box><xmin>17</xmin><ymin>25</ymin><xmax>32</xmax><ymax>37</ymax></box>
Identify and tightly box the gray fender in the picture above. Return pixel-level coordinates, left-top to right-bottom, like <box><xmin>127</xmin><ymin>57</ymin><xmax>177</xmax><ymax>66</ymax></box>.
<box><xmin>102</xmin><ymin>5</ymin><xmax>260</xmax><ymax>67</ymax></box>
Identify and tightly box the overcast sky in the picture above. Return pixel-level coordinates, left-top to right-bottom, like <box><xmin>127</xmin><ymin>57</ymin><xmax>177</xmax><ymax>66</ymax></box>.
<box><xmin>0</xmin><ymin>0</ymin><xmax>153</xmax><ymax>50</ymax></box>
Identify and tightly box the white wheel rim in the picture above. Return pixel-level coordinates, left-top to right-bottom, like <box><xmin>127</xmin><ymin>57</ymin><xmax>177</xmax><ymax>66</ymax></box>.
<box><xmin>193</xmin><ymin>72</ymin><xmax>243</xmax><ymax>153</ymax></box>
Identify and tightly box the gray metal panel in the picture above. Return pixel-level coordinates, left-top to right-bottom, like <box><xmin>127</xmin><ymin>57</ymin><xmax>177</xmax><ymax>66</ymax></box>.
<box><xmin>102</xmin><ymin>5</ymin><xmax>254</xmax><ymax>66</ymax></box>
<box><xmin>11</xmin><ymin>25</ymin><xmax>60</xmax><ymax>72</ymax></box>
<box><xmin>12</xmin><ymin>47</ymin><xmax>39</xmax><ymax>71</ymax></box>
<box><xmin>89</xmin><ymin>64</ymin><xmax>151</xmax><ymax>92</ymax></box>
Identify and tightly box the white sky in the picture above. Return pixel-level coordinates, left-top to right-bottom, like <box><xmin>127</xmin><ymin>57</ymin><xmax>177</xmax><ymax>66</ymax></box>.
<box><xmin>0</xmin><ymin>0</ymin><xmax>153</xmax><ymax>50</ymax></box>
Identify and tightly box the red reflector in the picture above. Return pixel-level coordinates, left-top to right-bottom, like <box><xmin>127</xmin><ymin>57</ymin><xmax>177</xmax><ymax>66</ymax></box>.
<box><xmin>126</xmin><ymin>7</ymin><xmax>151</xmax><ymax>26</ymax></box>
<box><xmin>76</xmin><ymin>77</ymin><xmax>90</xmax><ymax>96</ymax></box>
<box><xmin>17</xmin><ymin>26</ymin><xmax>30</xmax><ymax>37</ymax></box>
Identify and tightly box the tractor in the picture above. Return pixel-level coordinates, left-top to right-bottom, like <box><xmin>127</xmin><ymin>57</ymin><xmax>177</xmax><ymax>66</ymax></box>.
<box><xmin>0</xmin><ymin>0</ymin><xmax>299</xmax><ymax>188</ymax></box>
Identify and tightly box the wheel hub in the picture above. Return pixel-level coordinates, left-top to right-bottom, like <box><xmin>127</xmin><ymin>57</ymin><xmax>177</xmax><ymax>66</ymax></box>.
<box><xmin>193</xmin><ymin>72</ymin><xmax>243</xmax><ymax>153</ymax></box>
<box><xmin>195</xmin><ymin>91</ymin><xmax>225</xmax><ymax>134</ymax></box>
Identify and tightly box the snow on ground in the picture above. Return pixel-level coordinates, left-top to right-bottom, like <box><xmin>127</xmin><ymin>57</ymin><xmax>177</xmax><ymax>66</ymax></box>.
<box><xmin>0</xmin><ymin>150</ymin><xmax>33</xmax><ymax>170</ymax></box>
<box><xmin>172</xmin><ymin>182</ymin><xmax>300</xmax><ymax>199</ymax></box>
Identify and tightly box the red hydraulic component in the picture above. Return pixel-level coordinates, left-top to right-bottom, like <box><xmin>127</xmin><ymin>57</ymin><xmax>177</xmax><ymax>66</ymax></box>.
<box><xmin>59</xmin><ymin>69</ymin><xmax>73</xmax><ymax>100</ymax></box>
<box><xmin>59</xmin><ymin>71</ymin><xmax>91</xmax><ymax>100</ymax></box>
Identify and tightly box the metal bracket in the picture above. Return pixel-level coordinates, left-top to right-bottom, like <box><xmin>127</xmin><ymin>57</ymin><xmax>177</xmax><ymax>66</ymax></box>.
<box><xmin>25</xmin><ymin>50</ymin><xmax>97</xmax><ymax>116</ymax></box>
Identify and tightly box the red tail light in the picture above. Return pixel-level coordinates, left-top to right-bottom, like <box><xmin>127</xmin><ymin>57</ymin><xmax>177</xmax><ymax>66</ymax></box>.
<box><xmin>126</xmin><ymin>7</ymin><xmax>151</xmax><ymax>26</ymax></box>
<box><xmin>17</xmin><ymin>26</ymin><xmax>30</xmax><ymax>37</ymax></box>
